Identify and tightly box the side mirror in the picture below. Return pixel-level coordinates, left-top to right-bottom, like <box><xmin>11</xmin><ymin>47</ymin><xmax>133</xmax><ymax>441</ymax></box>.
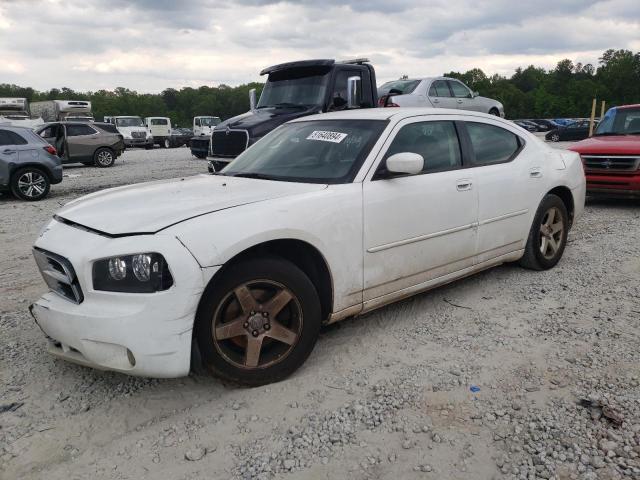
<box><xmin>249</xmin><ymin>88</ymin><xmax>257</xmax><ymax>112</ymax></box>
<box><xmin>386</xmin><ymin>152</ymin><xmax>424</xmax><ymax>175</ymax></box>
<box><xmin>471</xmin><ymin>91</ymin><xmax>479</xmax><ymax>98</ymax></box>
<box><xmin>347</xmin><ymin>76</ymin><xmax>362</xmax><ymax>109</ymax></box>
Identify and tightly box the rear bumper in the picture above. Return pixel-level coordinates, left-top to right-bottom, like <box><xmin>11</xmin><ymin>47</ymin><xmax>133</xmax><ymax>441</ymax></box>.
<box><xmin>586</xmin><ymin>173</ymin><xmax>640</xmax><ymax>196</ymax></box>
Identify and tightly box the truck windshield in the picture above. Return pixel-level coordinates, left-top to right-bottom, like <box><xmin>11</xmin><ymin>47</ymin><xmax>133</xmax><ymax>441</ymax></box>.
<box><xmin>594</xmin><ymin>107</ymin><xmax>640</xmax><ymax>136</ymax></box>
<box><xmin>257</xmin><ymin>67</ymin><xmax>331</xmax><ymax>109</ymax></box>
<box><xmin>222</xmin><ymin>119</ymin><xmax>387</xmax><ymax>184</ymax></box>
<box><xmin>116</xmin><ymin>117</ymin><xmax>144</xmax><ymax>127</ymax></box>
<box><xmin>200</xmin><ymin>117</ymin><xmax>221</xmax><ymax>126</ymax></box>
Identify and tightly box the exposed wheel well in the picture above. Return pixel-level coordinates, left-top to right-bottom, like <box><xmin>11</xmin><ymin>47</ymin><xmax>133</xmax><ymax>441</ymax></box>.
<box><xmin>10</xmin><ymin>163</ymin><xmax>52</xmax><ymax>182</ymax></box>
<box><xmin>205</xmin><ymin>239</ymin><xmax>333</xmax><ymax>322</ymax></box>
<box><xmin>548</xmin><ymin>186</ymin><xmax>575</xmax><ymax>227</ymax></box>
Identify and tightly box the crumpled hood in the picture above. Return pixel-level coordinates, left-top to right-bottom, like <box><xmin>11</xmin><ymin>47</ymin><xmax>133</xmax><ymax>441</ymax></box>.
<box><xmin>55</xmin><ymin>175</ymin><xmax>327</xmax><ymax>236</ymax></box>
<box><xmin>569</xmin><ymin>135</ymin><xmax>640</xmax><ymax>155</ymax></box>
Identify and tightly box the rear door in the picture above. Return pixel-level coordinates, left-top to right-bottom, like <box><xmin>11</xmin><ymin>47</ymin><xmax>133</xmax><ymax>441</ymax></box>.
<box><xmin>427</xmin><ymin>80</ymin><xmax>458</xmax><ymax>109</ymax></box>
<box><xmin>0</xmin><ymin>129</ymin><xmax>36</xmax><ymax>185</ymax></box>
<box><xmin>65</xmin><ymin>123</ymin><xmax>101</xmax><ymax>161</ymax></box>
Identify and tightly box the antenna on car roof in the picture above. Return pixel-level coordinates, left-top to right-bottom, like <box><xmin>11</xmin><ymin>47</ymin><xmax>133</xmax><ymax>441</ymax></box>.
<box><xmin>337</xmin><ymin>58</ymin><xmax>370</xmax><ymax>65</ymax></box>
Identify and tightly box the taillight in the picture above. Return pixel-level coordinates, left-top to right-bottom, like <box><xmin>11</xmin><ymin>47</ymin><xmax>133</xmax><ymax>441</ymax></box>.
<box><xmin>43</xmin><ymin>145</ymin><xmax>57</xmax><ymax>156</ymax></box>
<box><xmin>378</xmin><ymin>95</ymin><xmax>400</xmax><ymax>107</ymax></box>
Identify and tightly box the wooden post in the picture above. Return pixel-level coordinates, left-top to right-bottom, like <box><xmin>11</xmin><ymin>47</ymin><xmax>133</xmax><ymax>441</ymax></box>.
<box><xmin>589</xmin><ymin>98</ymin><xmax>597</xmax><ymax>137</ymax></box>
<box><xmin>600</xmin><ymin>100</ymin><xmax>606</xmax><ymax>119</ymax></box>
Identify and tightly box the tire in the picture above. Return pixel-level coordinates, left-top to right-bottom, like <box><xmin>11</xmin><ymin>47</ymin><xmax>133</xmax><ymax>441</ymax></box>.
<box><xmin>10</xmin><ymin>167</ymin><xmax>50</xmax><ymax>201</ymax></box>
<box><xmin>550</xmin><ymin>133</ymin><xmax>560</xmax><ymax>142</ymax></box>
<box><xmin>489</xmin><ymin>108</ymin><xmax>500</xmax><ymax>116</ymax></box>
<box><xmin>519</xmin><ymin>194</ymin><xmax>569</xmax><ymax>271</ymax></box>
<box><xmin>194</xmin><ymin>257</ymin><xmax>322</xmax><ymax>386</ymax></box>
<box><xmin>94</xmin><ymin>148</ymin><xmax>115</xmax><ymax>168</ymax></box>
<box><xmin>145</xmin><ymin>144</ymin><xmax>153</xmax><ymax>150</ymax></box>
<box><xmin>163</xmin><ymin>138</ymin><xmax>171</xmax><ymax>149</ymax></box>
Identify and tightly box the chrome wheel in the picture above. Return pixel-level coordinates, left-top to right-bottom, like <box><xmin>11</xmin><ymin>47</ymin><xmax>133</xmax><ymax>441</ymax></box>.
<box><xmin>551</xmin><ymin>133</ymin><xmax>560</xmax><ymax>142</ymax></box>
<box><xmin>212</xmin><ymin>280</ymin><xmax>303</xmax><ymax>369</ymax></box>
<box><xmin>539</xmin><ymin>207</ymin><xmax>564</xmax><ymax>259</ymax></box>
<box><xmin>17</xmin><ymin>171</ymin><xmax>47</xmax><ymax>198</ymax></box>
<box><xmin>96</xmin><ymin>150</ymin><xmax>113</xmax><ymax>167</ymax></box>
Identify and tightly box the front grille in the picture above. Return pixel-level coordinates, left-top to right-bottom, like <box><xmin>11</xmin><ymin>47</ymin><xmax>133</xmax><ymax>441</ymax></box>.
<box><xmin>131</xmin><ymin>131</ymin><xmax>146</xmax><ymax>139</ymax></box>
<box><xmin>191</xmin><ymin>137</ymin><xmax>210</xmax><ymax>149</ymax></box>
<box><xmin>33</xmin><ymin>248</ymin><xmax>84</xmax><ymax>304</ymax></box>
<box><xmin>582</xmin><ymin>155</ymin><xmax>640</xmax><ymax>172</ymax></box>
<box><xmin>211</xmin><ymin>130</ymin><xmax>249</xmax><ymax>157</ymax></box>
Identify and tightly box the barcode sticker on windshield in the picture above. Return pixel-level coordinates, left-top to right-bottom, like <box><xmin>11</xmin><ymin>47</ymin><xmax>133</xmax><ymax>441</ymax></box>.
<box><xmin>306</xmin><ymin>131</ymin><xmax>348</xmax><ymax>143</ymax></box>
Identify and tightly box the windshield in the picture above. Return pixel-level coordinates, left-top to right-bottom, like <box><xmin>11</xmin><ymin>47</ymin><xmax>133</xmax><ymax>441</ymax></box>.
<box><xmin>257</xmin><ymin>66</ymin><xmax>331</xmax><ymax>109</ymax></box>
<box><xmin>378</xmin><ymin>79</ymin><xmax>421</xmax><ymax>96</ymax></box>
<box><xmin>222</xmin><ymin>120</ymin><xmax>387</xmax><ymax>184</ymax></box>
<box><xmin>595</xmin><ymin>107</ymin><xmax>640</xmax><ymax>136</ymax></box>
<box><xmin>199</xmin><ymin>117</ymin><xmax>221</xmax><ymax>126</ymax></box>
<box><xmin>116</xmin><ymin>117</ymin><xmax>144</xmax><ymax>127</ymax></box>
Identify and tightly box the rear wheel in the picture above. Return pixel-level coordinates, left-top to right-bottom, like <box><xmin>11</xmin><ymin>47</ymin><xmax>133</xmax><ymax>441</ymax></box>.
<box><xmin>194</xmin><ymin>257</ymin><xmax>321</xmax><ymax>386</ymax></box>
<box><xmin>10</xmin><ymin>167</ymin><xmax>50</xmax><ymax>201</ymax></box>
<box><xmin>94</xmin><ymin>148</ymin><xmax>115</xmax><ymax>168</ymax></box>
<box><xmin>163</xmin><ymin>138</ymin><xmax>171</xmax><ymax>149</ymax></box>
<box><xmin>519</xmin><ymin>194</ymin><xmax>568</xmax><ymax>270</ymax></box>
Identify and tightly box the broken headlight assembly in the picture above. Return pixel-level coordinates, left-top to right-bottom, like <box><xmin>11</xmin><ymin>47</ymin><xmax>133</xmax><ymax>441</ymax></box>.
<box><xmin>93</xmin><ymin>253</ymin><xmax>173</xmax><ymax>293</ymax></box>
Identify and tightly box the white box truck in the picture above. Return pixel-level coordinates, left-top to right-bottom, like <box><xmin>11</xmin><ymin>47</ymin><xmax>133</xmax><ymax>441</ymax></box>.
<box><xmin>0</xmin><ymin>98</ymin><xmax>44</xmax><ymax>129</ymax></box>
<box><xmin>30</xmin><ymin>100</ymin><xmax>94</xmax><ymax>122</ymax></box>
<box><xmin>144</xmin><ymin>117</ymin><xmax>172</xmax><ymax>148</ymax></box>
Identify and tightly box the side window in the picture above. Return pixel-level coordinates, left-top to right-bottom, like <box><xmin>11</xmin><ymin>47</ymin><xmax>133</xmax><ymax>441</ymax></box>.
<box><xmin>0</xmin><ymin>130</ymin><xmax>27</xmax><ymax>146</ymax></box>
<box><xmin>466</xmin><ymin>122</ymin><xmax>521</xmax><ymax>165</ymax></box>
<box><xmin>428</xmin><ymin>80</ymin><xmax>452</xmax><ymax>97</ymax></box>
<box><xmin>448</xmin><ymin>81</ymin><xmax>471</xmax><ymax>98</ymax></box>
<box><xmin>151</xmin><ymin>119</ymin><xmax>168</xmax><ymax>125</ymax></box>
<box><xmin>383</xmin><ymin>121</ymin><xmax>462</xmax><ymax>174</ymax></box>
<box><xmin>39</xmin><ymin>126</ymin><xmax>57</xmax><ymax>138</ymax></box>
<box><xmin>66</xmin><ymin>124</ymin><xmax>97</xmax><ymax>136</ymax></box>
<box><xmin>331</xmin><ymin>69</ymin><xmax>361</xmax><ymax>110</ymax></box>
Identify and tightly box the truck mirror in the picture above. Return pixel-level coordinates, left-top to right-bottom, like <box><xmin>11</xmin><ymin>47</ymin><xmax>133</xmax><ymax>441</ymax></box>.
<box><xmin>249</xmin><ymin>89</ymin><xmax>257</xmax><ymax>112</ymax></box>
<box><xmin>347</xmin><ymin>76</ymin><xmax>362</xmax><ymax>109</ymax></box>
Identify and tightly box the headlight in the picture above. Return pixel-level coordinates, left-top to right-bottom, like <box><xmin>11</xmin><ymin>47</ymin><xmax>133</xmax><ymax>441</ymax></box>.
<box><xmin>93</xmin><ymin>253</ymin><xmax>173</xmax><ymax>293</ymax></box>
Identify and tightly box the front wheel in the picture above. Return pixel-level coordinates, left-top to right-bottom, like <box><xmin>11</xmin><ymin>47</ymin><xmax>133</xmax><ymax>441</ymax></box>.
<box><xmin>194</xmin><ymin>257</ymin><xmax>321</xmax><ymax>386</ymax></box>
<box><xmin>489</xmin><ymin>108</ymin><xmax>500</xmax><ymax>116</ymax></box>
<box><xmin>94</xmin><ymin>148</ymin><xmax>115</xmax><ymax>168</ymax></box>
<box><xmin>550</xmin><ymin>133</ymin><xmax>560</xmax><ymax>142</ymax></box>
<box><xmin>10</xmin><ymin>167</ymin><xmax>50</xmax><ymax>201</ymax></box>
<box><xmin>519</xmin><ymin>194</ymin><xmax>569</xmax><ymax>270</ymax></box>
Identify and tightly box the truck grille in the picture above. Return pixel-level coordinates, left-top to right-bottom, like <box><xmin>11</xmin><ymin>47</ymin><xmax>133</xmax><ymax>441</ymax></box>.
<box><xmin>582</xmin><ymin>155</ymin><xmax>640</xmax><ymax>172</ymax></box>
<box><xmin>211</xmin><ymin>130</ymin><xmax>249</xmax><ymax>157</ymax></box>
<box><xmin>131</xmin><ymin>131</ymin><xmax>146</xmax><ymax>139</ymax></box>
<box><xmin>33</xmin><ymin>248</ymin><xmax>84</xmax><ymax>304</ymax></box>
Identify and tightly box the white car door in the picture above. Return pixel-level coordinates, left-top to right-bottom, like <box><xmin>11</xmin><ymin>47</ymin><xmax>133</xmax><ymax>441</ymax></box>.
<box><xmin>448</xmin><ymin>80</ymin><xmax>481</xmax><ymax>112</ymax></box>
<box><xmin>362</xmin><ymin>117</ymin><xmax>478</xmax><ymax>304</ymax></box>
<box><xmin>427</xmin><ymin>80</ymin><xmax>459</xmax><ymax>110</ymax></box>
<box><xmin>461</xmin><ymin>120</ymin><xmax>535</xmax><ymax>262</ymax></box>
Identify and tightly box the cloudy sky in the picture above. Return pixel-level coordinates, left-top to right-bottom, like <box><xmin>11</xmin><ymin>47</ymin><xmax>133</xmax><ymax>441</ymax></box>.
<box><xmin>1</xmin><ymin>0</ymin><xmax>639</xmax><ymax>93</ymax></box>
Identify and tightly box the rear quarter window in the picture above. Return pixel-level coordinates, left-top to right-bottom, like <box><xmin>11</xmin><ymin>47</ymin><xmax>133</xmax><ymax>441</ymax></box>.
<box><xmin>0</xmin><ymin>129</ymin><xmax>28</xmax><ymax>146</ymax></box>
<box><xmin>466</xmin><ymin>122</ymin><xmax>522</xmax><ymax>165</ymax></box>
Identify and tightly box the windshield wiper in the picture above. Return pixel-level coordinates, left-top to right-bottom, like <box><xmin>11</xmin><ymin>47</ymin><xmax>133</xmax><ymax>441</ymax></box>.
<box><xmin>231</xmin><ymin>172</ymin><xmax>275</xmax><ymax>180</ymax></box>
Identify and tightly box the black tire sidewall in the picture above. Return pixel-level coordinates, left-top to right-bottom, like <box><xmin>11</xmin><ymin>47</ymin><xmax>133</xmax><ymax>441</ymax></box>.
<box><xmin>489</xmin><ymin>108</ymin><xmax>500</xmax><ymax>116</ymax></box>
<box><xmin>527</xmin><ymin>194</ymin><xmax>569</xmax><ymax>269</ymax></box>
<box><xmin>194</xmin><ymin>257</ymin><xmax>322</xmax><ymax>386</ymax></box>
<box><xmin>10</xmin><ymin>167</ymin><xmax>50</xmax><ymax>201</ymax></box>
<box><xmin>94</xmin><ymin>148</ymin><xmax>114</xmax><ymax>168</ymax></box>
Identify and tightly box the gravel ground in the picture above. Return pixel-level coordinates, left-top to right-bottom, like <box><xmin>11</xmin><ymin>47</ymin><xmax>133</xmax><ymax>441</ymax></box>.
<box><xmin>1</xmin><ymin>141</ymin><xmax>639</xmax><ymax>480</ymax></box>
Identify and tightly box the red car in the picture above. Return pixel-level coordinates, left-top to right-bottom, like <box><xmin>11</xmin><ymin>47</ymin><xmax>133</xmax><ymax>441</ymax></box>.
<box><xmin>569</xmin><ymin>104</ymin><xmax>640</xmax><ymax>197</ymax></box>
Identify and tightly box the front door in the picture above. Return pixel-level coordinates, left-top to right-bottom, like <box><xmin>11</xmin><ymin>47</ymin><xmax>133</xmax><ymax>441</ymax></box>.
<box><xmin>448</xmin><ymin>79</ymin><xmax>480</xmax><ymax>112</ymax></box>
<box><xmin>427</xmin><ymin>80</ymin><xmax>458</xmax><ymax>109</ymax></box>
<box><xmin>363</xmin><ymin>117</ymin><xmax>478</xmax><ymax>304</ymax></box>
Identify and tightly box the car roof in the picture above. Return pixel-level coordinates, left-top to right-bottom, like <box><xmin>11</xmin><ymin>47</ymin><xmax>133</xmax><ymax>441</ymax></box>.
<box><xmin>616</xmin><ymin>104</ymin><xmax>640</xmax><ymax>110</ymax></box>
<box><xmin>0</xmin><ymin>124</ymin><xmax>34</xmax><ymax>132</ymax></box>
<box><xmin>290</xmin><ymin>107</ymin><xmax>510</xmax><ymax>124</ymax></box>
<box><xmin>380</xmin><ymin>76</ymin><xmax>452</xmax><ymax>84</ymax></box>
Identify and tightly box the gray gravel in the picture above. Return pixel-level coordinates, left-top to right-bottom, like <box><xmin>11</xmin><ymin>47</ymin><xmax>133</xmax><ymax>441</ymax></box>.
<box><xmin>1</xmin><ymin>142</ymin><xmax>639</xmax><ymax>480</ymax></box>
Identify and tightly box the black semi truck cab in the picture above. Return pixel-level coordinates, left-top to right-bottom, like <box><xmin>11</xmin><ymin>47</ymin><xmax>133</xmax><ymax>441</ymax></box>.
<box><xmin>190</xmin><ymin>58</ymin><xmax>378</xmax><ymax>171</ymax></box>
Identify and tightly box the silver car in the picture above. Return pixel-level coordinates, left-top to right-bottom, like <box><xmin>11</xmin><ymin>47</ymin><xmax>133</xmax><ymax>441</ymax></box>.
<box><xmin>378</xmin><ymin>77</ymin><xmax>505</xmax><ymax>117</ymax></box>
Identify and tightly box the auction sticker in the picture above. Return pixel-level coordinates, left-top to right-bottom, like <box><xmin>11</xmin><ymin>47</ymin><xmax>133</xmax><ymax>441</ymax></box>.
<box><xmin>306</xmin><ymin>130</ymin><xmax>348</xmax><ymax>143</ymax></box>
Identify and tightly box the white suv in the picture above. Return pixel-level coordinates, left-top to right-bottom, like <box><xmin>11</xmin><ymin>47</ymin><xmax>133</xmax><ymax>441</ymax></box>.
<box><xmin>31</xmin><ymin>108</ymin><xmax>583</xmax><ymax>385</ymax></box>
<box><xmin>379</xmin><ymin>77</ymin><xmax>505</xmax><ymax>117</ymax></box>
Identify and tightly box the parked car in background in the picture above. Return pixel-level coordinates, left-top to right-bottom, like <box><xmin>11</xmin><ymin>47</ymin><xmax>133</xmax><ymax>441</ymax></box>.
<box><xmin>0</xmin><ymin>125</ymin><xmax>62</xmax><ymax>200</ymax></box>
<box><xmin>569</xmin><ymin>104</ymin><xmax>640</xmax><ymax>197</ymax></box>
<box><xmin>513</xmin><ymin>120</ymin><xmax>538</xmax><ymax>132</ymax></box>
<box><xmin>545</xmin><ymin>120</ymin><xmax>596</xmax><ymax>142</ymax></box>
<box><xmin>528</xmin><ymin>119</ymin><xmax>558</xmax><ymax>131</ymax></box>
<box><xmin>106</xmin><ymin>116</ymin><xmax>153</xmax><ymax>149</ymax></box>
<box><xmin>378</xmin><ymin>77</ymin><xmax>504</xmax><ymax>117</ymax></box>
<box><xmin>36</xmin><ymin>122</ymin><xmax>124</xmax><ymax>168</ymax></box>
<box><xmin>145</xmin><ymin>117</ymin><xmax>172</xmax><ymax>148</ymax></box>
<box><xmin>30</xmin><ymin>108</ymin><xmax>584</xmax><ymax>385</ymax></box>
<box><xmin>168</xmin><ymin>127</ymin><xmax>193</xmax><ymax>148</ymax></box>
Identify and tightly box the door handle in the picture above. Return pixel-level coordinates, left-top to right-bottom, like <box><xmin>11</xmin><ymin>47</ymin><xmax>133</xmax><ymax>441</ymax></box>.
<box><xmin>530</xmin><ymin>167</ymin><xmax>542</xmax><ymax>178</ymax></box>
<box><xmin>2</xmin><ymin>149</ymin><xmax>16</xmax><ymax>154</ymax></box>
<box><xmin>432</xmin><ymin>99</ymin><xmax>439</xmax><ymax>103</ymax></box>
<box><xmin>457</xmin><ymin>99</ymin><xmax>464</xmax><ymax>103</ymax></box>
<box><xmin>456</xmin><ymin>180</ymin><xmax>473</xmax><ymax>191</ymax></box>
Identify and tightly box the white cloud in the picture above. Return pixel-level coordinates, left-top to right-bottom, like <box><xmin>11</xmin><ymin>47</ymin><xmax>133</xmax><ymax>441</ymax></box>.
<box><xmin>0</xmin><ymin>0</ymin><xmax>637</xmax><ymax>92</ymax></box>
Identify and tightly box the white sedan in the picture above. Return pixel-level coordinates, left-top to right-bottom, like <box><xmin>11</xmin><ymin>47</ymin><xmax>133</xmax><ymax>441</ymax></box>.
<box><xmin>30</xmin><ymin>108</ymin><xmax>585</xmax><ymax>385</ymax></box>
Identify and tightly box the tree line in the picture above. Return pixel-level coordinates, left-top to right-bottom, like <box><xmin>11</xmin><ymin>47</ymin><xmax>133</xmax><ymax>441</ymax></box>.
<box><xmin>0</xmin><ymin>49</ymin><xmax>637</xmax><ymax>123</ymax></box>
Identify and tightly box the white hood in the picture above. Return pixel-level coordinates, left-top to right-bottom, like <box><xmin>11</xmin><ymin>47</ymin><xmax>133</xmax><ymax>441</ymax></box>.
<box><xmin>55</xmin><ymin>175</ymin><xmax>327</xmax><ymax>236</ymax></box>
